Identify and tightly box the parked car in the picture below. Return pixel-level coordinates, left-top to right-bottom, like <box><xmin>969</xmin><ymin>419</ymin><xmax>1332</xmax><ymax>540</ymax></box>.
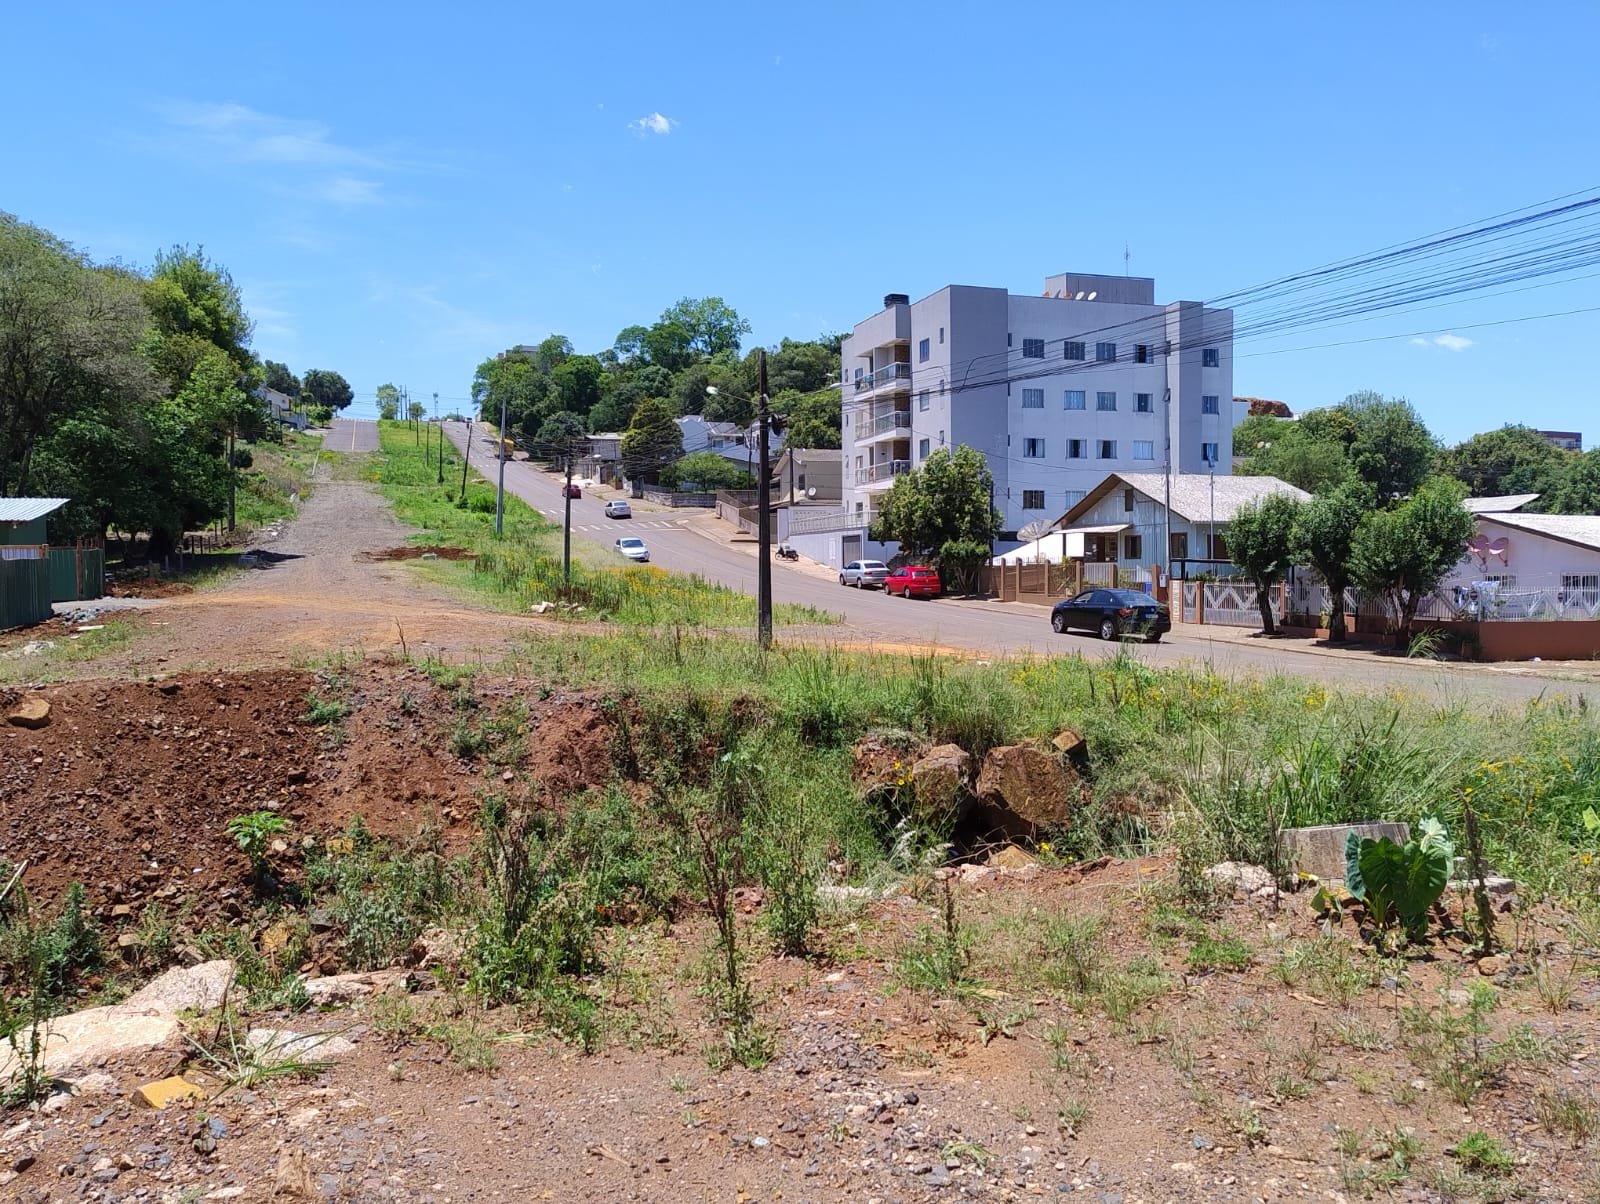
<box><xmin>603</xmin><ymin>499</ymin><xmax>632</xmax><ymax>519</ymax></box>
<box><xmin>885</xmin><ymin>565</ymin><xmax>942</xmax><ymax>599</ymax></box>
<box><xmin>563</xmin><ymin>482</ymin><xmax>582</xmax><ymax>499</ymax></box>
<box><xmin>615</xmin><ymin>536</ymin><xmax>649</xmax><ymax>562</ymax></box>
<box><xmin>839</xmin><ymin>559</ymin><xmax>889</xmax><ymax>588</ymax></box>
<box><xmin>1050</xmin><ymin>588</ymin><xmax>1170</xmax><ymax>642</ymax></box>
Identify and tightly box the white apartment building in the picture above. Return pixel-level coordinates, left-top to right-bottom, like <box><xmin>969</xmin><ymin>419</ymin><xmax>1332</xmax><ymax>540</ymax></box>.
<box><xmin>839</xmin><ymin>273</ymin><xmax>1235</xmax><ymax>535</ymax></box>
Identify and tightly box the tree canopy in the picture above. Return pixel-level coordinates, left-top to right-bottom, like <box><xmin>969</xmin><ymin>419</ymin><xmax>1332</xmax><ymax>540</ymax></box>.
<box><xmin>1225</xmin><ymin>491</ymin><xmax>1303</xmax><ymax>634</ymax></box>
<box><xmin>1290</xmin><ymin>480</ymin><xmax>1372</xmax><ymax>641</ymax></box>
<box><xmin>620</xmin><ymin>396</ymin><xmax>683</xmax><ymax>484</ymax></box>
<box><xmin>870</xmin><ymin>445</ymin><xmax>999</xmax><ymax>591</ymax></box>
<box><xmin>1350</xmin><ymin>476</ymin><xmax>1474</xmax><ymax>643</ymax></box>
<box><xmin>302</xmin><ymin>368</ymin><xmax>353</xmax><ymax>412</ymax></box>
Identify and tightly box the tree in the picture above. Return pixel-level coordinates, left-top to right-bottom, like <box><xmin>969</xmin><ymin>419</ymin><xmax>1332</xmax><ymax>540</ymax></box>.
<box><xmin>661</xmin><ymin>451</ymin><xmax>755</xmax><ymax>492</ymax></box>
<box><xmin>302</xmin><ymin>368</ymin><xmax>353</xmax><ymax>412</ymax></box>
<box><xmin>1342</xmin><ymin>392</ymin><xmax>1436</xmax><ymax>503</ymax></box>
<box><xmin>1236</xmin><ymin>413</ymin><xmax>1355</xmax><ymax>494</ymax></box>
<box><xmin>551</xmin><ymin>354</ymin><xmax>605</xmax><ymax>414</ymax></box>
<box><xmin>1350</xmin><ymin>476</ymin><xmax>1474</xmax><ymax>645</ymax></box>
<box><xmin>660</xmin><ymin>297</ymin><xmax>751</xmax><ymax>358</ymax></box>
<box><xmin>1290</xmin><ymin>481</ymin><xmax>1373</xmax><ymax>642</ymax></box>
<box><xmin>620</xmin><ymin>396</ymin><xmax>683</xmax><ymax>484</ymax></box>
<box><xmin>262</xmin><ymin>360</ymin><xmax>300</xmax><ymax>397</ymax></box>
<box><xmin>533</xmin><ymin>411</ymin><xmax>587</xmax><ymax>467</ymax></box>
<box><xmin>870</xmin><ymin>445</ymin><xmax>1000</xmax><ymax>593</ymax></box>
<box><xmin>406</xmin><ymin>399</ymin><xmax>425</xmax><ymax>426</ymax></box>
<box><xmin>612</xmin><ymin>325</ymin><xmax>650</xmax><ymax>364</ymax></box>
<box><xmin>762</xmin><ymin>338</ymin><xmax>837</xmax><ymax>395</ymax></box>
<box><xmin>375</xmin><ymin>382</ymin><xmax>401</xmax><ymax>421</ymax></box>
<box><xmin>532</xmin><ymin>335</ymin><xmax>573</xmax><ymax>375</ymax></box>
<box><xmin>775</xmin><ymin>388</ymin><xmax>840</xmax><ymax>450</ymax></box>
<box><xmin>1549</xmin><ymin>449</ymin><xmax>1600</xmax><ymax>514</ymax></box>
<box><xmin>640</xmin><ymin>320</ymin><xmax>694</xmax><ymax>372</ymax></box>
<box><xmin>1437</xmin><ymin>424</ymin><xmax>1568</xmax><ymax>500</ymax></box>
<box><xmin>144</xmin><ymin>244</ymin><xmax>254</xmax><ymax>384</ymax></box>
<box><xmin>1225</xmin><ymin>492</ymin><xmax>1303</xmax><ymax>634</ymax></box>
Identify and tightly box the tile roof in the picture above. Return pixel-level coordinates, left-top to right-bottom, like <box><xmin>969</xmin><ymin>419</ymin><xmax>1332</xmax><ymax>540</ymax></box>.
<box><xmin>1478</xmin><ymin>512</ymin><xmax>1600</xmax><ymax>553</ymax></box>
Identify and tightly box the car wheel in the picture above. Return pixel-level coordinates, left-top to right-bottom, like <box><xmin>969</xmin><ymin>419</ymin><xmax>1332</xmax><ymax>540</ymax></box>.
<box><xmin>1098</xmin><ymin>617</ymin><xmax>1118</xmax><ymax>641</ymax></box>
<box><xmin>839</xmin><ymin>575</ymin><xmax>846</xmax><ymax>586</ymax></box>
<box><xmin>1051</xmin><ymin>612</ymin><xmax>1068</xmax><ymax>634</ymax></box>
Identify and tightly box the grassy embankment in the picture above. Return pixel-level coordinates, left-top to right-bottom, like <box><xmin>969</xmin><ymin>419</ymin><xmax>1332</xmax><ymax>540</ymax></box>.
<box><xmin>367</xmin><ymin>419</ymin><xmax>833</xmax><ymax>627</ymax></box>
<box><xmin>233</xmin><ymin>430</ymin><xmax>324</xmax><ymax>531</ymax></box>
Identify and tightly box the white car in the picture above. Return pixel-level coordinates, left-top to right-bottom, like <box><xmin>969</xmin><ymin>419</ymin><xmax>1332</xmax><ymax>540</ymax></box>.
<box><xmin>839</xmin><ymin>559</ymin><xmax>890</xmax><ymax>588</ymax></box>
<box><xmin>603</xmin><ymin>499</ymin><xmax>632</xmax><ymax>519</ymax></box>
<box><xmin>615</xmin><ymin>537</ymin><xmax>649</xmax><ymax>562</ymax></box>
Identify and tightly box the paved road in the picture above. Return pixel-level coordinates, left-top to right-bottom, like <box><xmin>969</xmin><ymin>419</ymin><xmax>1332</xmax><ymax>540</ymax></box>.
<box><xmin>441</xmin><ymin>423</ymin><xmax>1592</xmax><ymax>704</ymax></box>
<box><xmin>328</xmin><ymin>418</ymin><xmax>380</xmax><ymax>453</ymax></box>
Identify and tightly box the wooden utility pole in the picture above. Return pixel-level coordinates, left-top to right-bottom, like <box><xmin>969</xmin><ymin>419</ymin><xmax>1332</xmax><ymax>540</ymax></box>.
<box><xmin>495</xmin><ymin>396</ymin><xmax>508</xmax><ymax>536</ymax></box>
<box><xmin>756</xmin><ymin>349</ymin><xmax>773</xmax><ymax>650</ymax></box>
<box><xmin>437</xmin><ymin>422</ymin><xmax>445</xmax><ymax>485</ymax></box>
<box><xmin>563</xmin><ymin>458</ymin><xmax>574</xmax><ymax>583</ymax></box>
<box><xmin>461</xmin><ymin>417</ymin><xmax>471</xmax><ymax>498</ymax></box>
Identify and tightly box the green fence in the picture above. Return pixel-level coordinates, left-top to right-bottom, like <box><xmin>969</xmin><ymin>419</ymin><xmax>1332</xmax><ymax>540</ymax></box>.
<box><xmin>0</xmin><ymin>559</ymin><xmax>53</xmax><ymax>631</ymax></box>
<box><xmin>49</xmin><ymin>546</ymin><xmax>105</xmax><ymax>602</ymax></box>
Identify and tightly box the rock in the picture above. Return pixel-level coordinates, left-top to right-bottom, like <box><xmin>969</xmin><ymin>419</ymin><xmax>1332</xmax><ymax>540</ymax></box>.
<box><xmin>1450</xmin><ymin>876</ymin><xmax>1519</xmax><ymax>898</ymax></box>
<box><xmin>851</xmin><ymin>731</ymin><xmax>927</xmax><ymax>796</ymax></box>
<box><xmin>245</xmin><ymin>1028</ymin><xmax>357</xmax><ymax>1060</ymax></box>
<box><xmin>274</xmin><ymin>1146</ymin><xmax>316</xmax><ymax>1199</ymax></box>
<box><xmin>1051</xmin><ymin>727</ymin><xmax>1090</xmax><ymax>771</ymax></box>
<box><xmin>121</xmin><ymin>961</ymin><xmax>234</xmax><ymax>1014</ymax></box>
<box><xmin>70</xmin><ymin>1072</ymin><xmax>119</xmax><ymax>1096</ymax></box>
<box><xmin>986</xmin><ymin>845</ymin><xmax>1037</xmax><ymax>870</ymax></box>
<box><xmin>1277</xmin><ymin>822</ymin><xmax>1411</xmax><ymax>882</ymax></box>
<box><xmin>302</xmin><ymin>970</ymin><xmax>407</xmax><ymax>1006</ymax></box>
<box><xmin>407</xmin><ymin>927</ymin><xmax>463</xmax><ymax>970</ymax></box>
<box><xmin>286</xmin><ymin>769</ymin><xmax>308</xmax><ymax>786</ymax></box>
<box><xmin>972</xmin><ymin>744</ymin><xmax>1079</xmax><ymax>838</ymax></box>
<box><xmin>1203</xmin><ymin>861</ymin><xmax>1276</xmax><ymax>900</ymax></box>
<box><xmin>5</xmin><ymin>697</ymin><xmax>50</xmax><ymax>729</ymax></box>
<box><xmin>530</xmin><ymin>601</ymin><xmax>553</xmax><ymax>615</ymax></box>
<box><xmin>1477</xmin><ymin>955</ymin><xmax>1508</xmax><ymax>977</ymax></box>
<box><xmin>260</xmin><ymin>921</ymin><xmax>297</xmax><ymax>956</ymax></box>
<box><xmin>131</xmin><ymin>1076</ymin><xmax>206</xmax><ymax>1110</ymax></box>
<box><xmin>908</xmin><ymin>744</ymin><xmax>973</xmax><ymax>823</ymax></box>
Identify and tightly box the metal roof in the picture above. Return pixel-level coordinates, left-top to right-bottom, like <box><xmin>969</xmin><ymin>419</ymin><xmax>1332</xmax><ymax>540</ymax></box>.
<box><xmin>1463</xmin><ymin>493</ymin><xmax>1540</xmax><ymax>514</ymax></box>
<box><xmin>0</xmin><ymin>498</ymin><xmax>68</xmax><ymax>523</ymax></box>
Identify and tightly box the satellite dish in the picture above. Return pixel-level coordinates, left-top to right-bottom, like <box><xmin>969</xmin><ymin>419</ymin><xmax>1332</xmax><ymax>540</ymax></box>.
<box><xmin>1086</xmin><ymin>291</ymin><xmax>1098</xmax><ymax>300</ymax></box>
<box><xmin>1074</xmin><ymin>291</ymin><xmax>1085</xmax><ymax>300</ymax></box>
<box><xmin>1019</xmin><ymin>519</ymin><xmax>1056</xmax><ymax>542</ymax></box>
<box><xmin>806</xmin><ymin>486</ymin><xmax>817</xmax><ymax>498</ymax></box>
<box><xmin>1487</xmin><ymin>537</ymin><xmax>1510</xmax><ymax>564</ymax></box>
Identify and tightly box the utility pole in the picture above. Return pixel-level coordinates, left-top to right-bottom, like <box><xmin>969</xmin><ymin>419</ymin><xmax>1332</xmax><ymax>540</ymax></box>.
<box><xmin>495</xmin><ymin>395</ymin><xmax>508</xmax><ymax>536</ymax></box>
<box><xmin>437</xmin><ymin>422</ymin><xmax>445</xmax><ymax>485</ymax></box>
<box><xmin>756</xmin><ymin>348</ymin><xmax>773</xmax><ymax>650</ymax></box>
<box><xmin>461</xmin><ymin>415</ymin><xmax>471</xmax><ymax>498</ymax></box>
<box><xmin>562</xmin><ymin>458</ymin><xmax>574</xmax><ymax>583</ymax></box>
<box><xmin>227</xmin><ymin>425</ymin><xmax>237</xmax><ymax>533</ymax></box>
<box><xmin>1163</xmin><ymin>383</ymin><xmax>1173</xmax><ymax>587</ymax></box>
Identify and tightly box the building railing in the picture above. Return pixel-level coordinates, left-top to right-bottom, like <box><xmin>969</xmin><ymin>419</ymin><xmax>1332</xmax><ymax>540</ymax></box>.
<box><xmin>787</xmin><ymin>508</ymin><xmax>878</xmax><ymax>536</ymax></box>
<box><xmin>855</xmin><ymin>459</ymin><xmax>910</xmax><ymax>485</ymax></box>
<box><xmin>852</xmin><ymin>362</ymin><xmax>912</xmax><ymax>392</ymax></box>
<box><xmin>855</xmin><ymin>410</ymin><xmax>912</xmax><ymax>440</ymax></box>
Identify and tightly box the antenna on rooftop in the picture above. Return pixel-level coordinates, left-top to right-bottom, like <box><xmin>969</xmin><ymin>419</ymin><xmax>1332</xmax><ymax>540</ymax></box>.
<box><xmin>1124</xmin><ymin>242</ymin><xmax>1131</xmax><ymax>276</ymax></box>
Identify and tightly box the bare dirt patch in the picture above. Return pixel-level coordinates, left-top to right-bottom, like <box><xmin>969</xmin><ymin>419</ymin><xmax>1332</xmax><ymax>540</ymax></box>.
<box><xmin>359</xmin><ymin>545</ymin><xmax>476</xmax><ymax>562</ymax></box>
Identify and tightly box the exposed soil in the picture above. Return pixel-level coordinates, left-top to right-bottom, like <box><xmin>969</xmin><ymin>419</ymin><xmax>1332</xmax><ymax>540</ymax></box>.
<box><xmin>359</xmin><ymin>546</ymin><xmax>477</xmax><ymax>562</ymax></box>
<box><xmin>0</xmin><ymin>663</ymin><xmax>626</xmax><ymax>915</ymax></box>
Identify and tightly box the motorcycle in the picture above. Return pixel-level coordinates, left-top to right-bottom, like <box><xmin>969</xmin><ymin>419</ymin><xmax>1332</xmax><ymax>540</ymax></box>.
<box><xmin>776</xmin><ymin>545</ymin><xmax>800</xmax><ymax>561</ymax></box>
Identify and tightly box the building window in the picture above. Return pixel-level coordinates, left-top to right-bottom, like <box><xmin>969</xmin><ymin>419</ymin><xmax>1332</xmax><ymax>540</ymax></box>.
<box><xmin>1098</xmin><ymin>439</ymin><xmax>1117</xmax><ymax>459</ymax></box>
<box><xmin>1135</xmin><ymin>392</ymin><xmax>1152</xmax><ymax>413</ymax></box>
<box><xmin>1134</xmin><ymin>344</ymin><xmax>1150</xmax><ymax>364</ymax></box>
<box><xmin>1022</xmin><ymin>337</ymin><xmax>1045</xmax><ymax>359</ymax></box>
<box><xmin>1123</xmin><ymin>488</ymin><xmax>1136</xmax><ymax>512</ymax></box>
<box><xmin>1169</xmin><ymin>532</ymin><xmax>1189</xmax><ymax>560</ymax></box>
<box><xmin>854</xmin><ymin>366</ymin><xmax>864</xmax><ymax>382</ymax></box>
<box><xmin>1201</xmin><ymin>441</ymin><xmax>1219</xmax><ymax>464</ymax></box>
<box><xmin>1022</xmin><ymin>489</ymin><xmax>1045</xmax><ymax>510</ymax></box>
<box><xmin>1202</xmin><ymin>394</ymin><xmax>1220</xmax><ymax>415</ymax></box>
<box><xmin>1021</xmin><ymin>388</ymin><xmax>1044</xmax><ymax>409</ymax></box>
<box><xmin>1063</xmin><ymin>340</ymin><xmax>1086</xmax><ymax>361</ymax></box>
<box><xmin>1096</xmin><ymin>391</ymin><xmax>1116</xmax><ymax>411</ymax></box>
<box><xmin>918</xmin><ymin>338</ymin><xmax>930</xmax><ymax>362</ymax></box>
<box><xmin>1123</xmin><ymin>534</ymin><xmax>1143</xmax><ymax>561</ymax></box>
<box><xmin>1562</xmin><ymin>574</ymin><xmax>1600</xmax><ymax>605</ymax></box>
<box><xmin>1132</xmin><ymin>440</ymin><xmax>1154</xmax><ymax>460</ymax></box>
<box><xmin>1007</xmin><ymin>332</ymin><xmax>1013</xmax><ymax>346</ymax></box>
<box><xmin>1202</xmin><ymin>348</ymin><xmax>1220</xmax><ymax>367</ymax></box>
<box><xmin>939</xmin><ymin>429</ymin><xmax>945</xmax><ymax>445</ymax></box>
<box><xmin>918</xmin><ymin>390</ymin><xmax>930</xmax><ymax>412</ymax></box>
<box><xmin>1211</xmin><ymin>533</ymin><xmax>1229</xmax><ymax>560</ymax></box>
<box><xmin>1064</xmin><ymin>389</ymin><xmax>1086</xmax><ymax>410</ymax></box>
<box><xmin>1095</xmin><ymin>341</ymin><xmax>1116</xmax><ymax>362</ymax></box>
<box><xmin>918</xmin><ymin>437</ymin><xmax>930</xmax><ymax>459</ymax></box>
<box><xmin>1064</xmin><ymin>489</ymin><xmax>1087</xmax><ymax>507</ymax></box>
<box><xmin>1066</xmin><ymin>438</ymin><xmax>1086</xmax><ymax>459</ymax></box>
<box><xmin>1023</xmin><ymin>438</ymin><xmax>1044</xmax><ymax>458</ymax></box>
<box><xmin>939</xmin><ymin>326</ymin><xmax>945</xmax><ymax>345</ymax></box>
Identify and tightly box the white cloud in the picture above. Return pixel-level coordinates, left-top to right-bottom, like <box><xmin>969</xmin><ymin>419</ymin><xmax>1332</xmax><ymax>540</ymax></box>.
<box><xmin>310</xmin><ymin>175</ymin><xmax>384</xmax><ymax>206</ymax></box>
<box><xmin>628</xmin><ymin>111</ymin><xmax>676</xmax><ymax>136</ymax></box>
<box><xmin>1411</xmin><ymin>333</ymin><xmax>1474</xmax><ymax>352</ymax></box>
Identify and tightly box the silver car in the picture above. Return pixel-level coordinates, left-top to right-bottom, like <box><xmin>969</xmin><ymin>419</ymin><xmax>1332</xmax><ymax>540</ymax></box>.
<box><xmin>839</xmin><ymin>559</ymin><xmax>889</xmax><ymax>588</ymax></box>
<box><xmin>615</xmin><ymin>537</ymin><xmax>649</xmax><ymax>562</ymax></box>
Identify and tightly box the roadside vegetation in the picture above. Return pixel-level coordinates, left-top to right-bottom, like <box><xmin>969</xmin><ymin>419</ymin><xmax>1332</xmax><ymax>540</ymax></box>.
<box><xmin>232</xmin><ymin>429</ymin><xmax>323</xmax><ymax>530</ymax></box>
<box><xmin>368</xmin><ymin>419</ymin><xmax>832</xmax><ymax>627</ymax></box>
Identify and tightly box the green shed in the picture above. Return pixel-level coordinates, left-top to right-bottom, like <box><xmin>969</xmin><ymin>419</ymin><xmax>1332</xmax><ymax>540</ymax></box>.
<box><xmin>0</xmin><ymin>498</ymin><xmax>68</xmax><ymax>631</ymax></box>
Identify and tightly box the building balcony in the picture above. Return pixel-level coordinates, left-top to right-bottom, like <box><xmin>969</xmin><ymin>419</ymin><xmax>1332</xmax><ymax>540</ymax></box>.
<box><xmin>852</xmin><ymin>362</ymin><xmax>912</xmax><ymax>394</ymax></box>
<box><xmin>855</xmin><ymin>459</ymin><xmax>911</xmax><ymax>488</ymax></box>
<box><xmin>854</xmin><ymin>409</ymin><xmax>912</xmax><ymax>445</ymax></box>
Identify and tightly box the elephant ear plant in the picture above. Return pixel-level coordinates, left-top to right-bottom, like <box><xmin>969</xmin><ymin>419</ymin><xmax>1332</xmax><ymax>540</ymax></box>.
<box><xmin>1344</xmin><ymin>818</ymin><xmax>1454</xmax><ymax>946</ymax></box>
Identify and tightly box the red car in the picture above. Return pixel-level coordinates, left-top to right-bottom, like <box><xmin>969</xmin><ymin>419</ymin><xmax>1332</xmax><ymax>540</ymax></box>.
<box><xmin>562</xmin><ymin>483</ymin><xmax>582</xmax><ymax>498</ymax></box>
<box><xmin>885</xmin><ymin>565</ymin><xmax>942</xmax><ymax>598</ymax></box>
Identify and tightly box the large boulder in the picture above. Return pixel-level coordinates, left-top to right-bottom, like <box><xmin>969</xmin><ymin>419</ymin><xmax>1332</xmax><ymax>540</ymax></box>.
<box><xmin>972</xmin><ymin>744</ymin><xmax>1081</xmax><ymax>839</ymax></box>
<box><xmin>850</xmin><ymin>730</ymin><xmax>928</xmax><ymax>796</ymax></box>
<box><xmin>5</xmin><ymin>696</ymin><xmax>51</xmax><ymax>729</ymax></box>
<box><xmin>908</xmin><ymin>743</ymin><xmax>973</xmax><ymax>826</ymax></box>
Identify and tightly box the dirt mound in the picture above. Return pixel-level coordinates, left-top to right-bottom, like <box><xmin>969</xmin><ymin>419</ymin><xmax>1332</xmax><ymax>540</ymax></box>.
<box><xmin>0</xmin><ymin>664</ymin><xmax>627</xmax><ymax>918</ymax></box>
<box><xmin>360</xmin><ymin>546</ymin><xmax>475</xmax><ymax>562</ymax></box>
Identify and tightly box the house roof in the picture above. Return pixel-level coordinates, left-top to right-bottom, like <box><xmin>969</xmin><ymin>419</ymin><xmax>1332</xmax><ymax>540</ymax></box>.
<box><xmin>1057</xmin><ymin>473</ymin><xmax>1309</xmax><ymax>527</ymax></box>
<box><xmin>1463</xmin><ymin>493</ymin><xmax>1540</xmax><ymax>514</ymax></box>
<box><xmin>1478</xmin><ymin>512</ymin><xmax>1600</xmax><ymax>554</ymax></box>
<box><xmin>0</xmin><ymin>498</ymin><xmax>68</xmax><ymax>524</ymax></box>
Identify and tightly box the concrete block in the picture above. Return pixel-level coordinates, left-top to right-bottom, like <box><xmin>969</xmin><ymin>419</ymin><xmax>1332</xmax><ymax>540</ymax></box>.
<box><xmin>1278</xmin><ymin>822</ymin><xmax>1411</xmax><ymax>882</ymax></box>
<box><xmin>131</xmin><ymin>1076</ymin><xmax>206</xmax><ymax>1109</ymax></box>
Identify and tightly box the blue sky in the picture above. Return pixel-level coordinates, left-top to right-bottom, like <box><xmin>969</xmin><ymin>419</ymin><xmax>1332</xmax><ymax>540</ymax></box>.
<box><xmin>5</xmin><ymin>2</ymin><xmax>1599</xmax><ymax>441</ymax></box>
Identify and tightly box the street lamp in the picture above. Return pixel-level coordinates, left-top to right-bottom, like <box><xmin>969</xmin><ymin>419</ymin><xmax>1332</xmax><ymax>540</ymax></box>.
<box><xmin>707</xmin><ymin>365</ymin><xmax>783</xmax><ymax>650</ymax></box>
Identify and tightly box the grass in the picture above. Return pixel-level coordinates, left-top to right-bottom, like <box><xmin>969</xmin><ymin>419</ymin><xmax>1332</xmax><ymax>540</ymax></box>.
<box><xmin>234</xmin><ymin>430</ymin><xmax>324</xmax><ymax>529</ymax></box>
<box><xmin>369</xmin><ymin>420</ymin><xmax>832</xmax><ymax>628</ymax></box>
<box><xmin>0</xmin><ymin>616</ymin><xmax>135</xmax><ymax>684</ymax></box>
